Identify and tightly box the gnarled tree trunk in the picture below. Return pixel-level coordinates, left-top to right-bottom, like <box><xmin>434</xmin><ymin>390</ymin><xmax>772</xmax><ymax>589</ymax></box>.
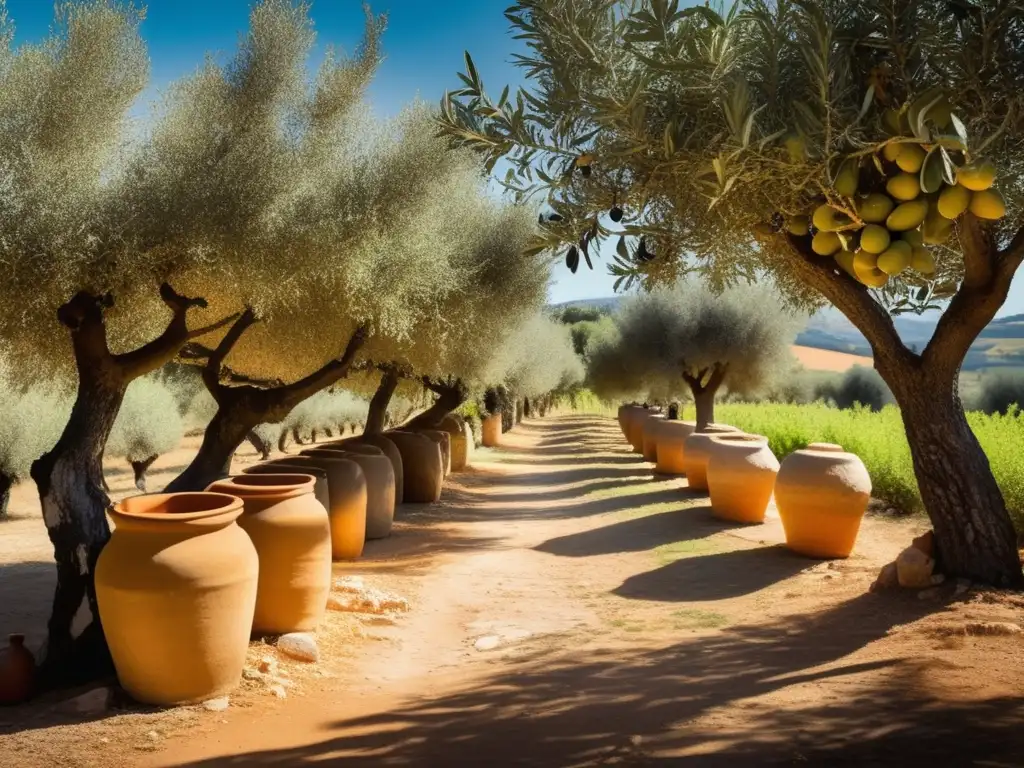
<box><xmin>168</xmin><ymin>314</ymin><xmax>367</xmax><ymax>492</ymax></box>
<box><xmin>780</xmin><ymin>217</ymin><xmax>1024</xmax><ymax>586</ymax></box>
<box><xmin>404</xmin><ymin>377</ymin><xmax>468</xmax><ymax>431</ymax></box>
<box><xmin>30</xmin><ymin>286</ymin><xmax>233</xmax><ymax>687</ymax></box>
<box><xmin>685</xmin><ymin>364</ymin><xmax>727</xmax><ymax>431</ymax></box>
<box><xmin>246</xmin><ymin>430</ymin><xmax>272</xmax><ymax>460</ymax></box>
<box><xmin>365</xmin><ymin>368</ymin><xmax>399</xmax><ymax>435</ymax></box>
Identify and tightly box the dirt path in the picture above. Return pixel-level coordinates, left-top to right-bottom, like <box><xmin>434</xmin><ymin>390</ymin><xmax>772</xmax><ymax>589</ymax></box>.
<box><xmin>3</xmin><ymin>416</ymin><xmax>1024</xmax><ymax>766</ymax></box>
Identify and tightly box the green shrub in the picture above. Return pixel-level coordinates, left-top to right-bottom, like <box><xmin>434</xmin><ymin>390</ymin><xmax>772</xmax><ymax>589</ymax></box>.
<box><xmin>814</xmin><ymin>366</ymin><xmax>893</xmax><ymax>411</ymax></box>
<box><xmin>107</xmin><ymin>377</ymin><xmax>185</xmax><ymax>463</ymax></box>
<box><xmin>975</xmin><ymin>370</ymin><xmax>1024</xmax><ymax>415</ymax></box>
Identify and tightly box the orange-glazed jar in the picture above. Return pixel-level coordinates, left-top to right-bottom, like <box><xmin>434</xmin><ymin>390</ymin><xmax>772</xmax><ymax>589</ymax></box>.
<box><xmin>705</xmin><ymin>434</ymin><xmax>780</xmax><ymax>524</ymax></box>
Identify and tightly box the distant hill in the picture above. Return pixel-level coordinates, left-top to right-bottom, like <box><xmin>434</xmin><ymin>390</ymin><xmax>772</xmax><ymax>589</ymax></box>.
<box><xmin>550</xmin><ymin>298</ymin><xmax>1024</xmax><ymax>372</ymax></box>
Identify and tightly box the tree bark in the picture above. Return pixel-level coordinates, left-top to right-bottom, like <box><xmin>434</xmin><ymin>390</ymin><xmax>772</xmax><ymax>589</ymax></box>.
<box><xmin>0</xmin><ymin>472</ymin><xmax>12</xmax><ymax>519</ymax></box>
<box><xmin>130</xmin><ymin>455</ymin><xmax>159</xmax><ymax>492</ymax></box>
<box><xmin>684</xmin><ymin>364</ymin><xmax>727</xmax><ymax>431</ymax></box>
<box><xmin>365</xmin><ymin>368</ymin><xmax>400</xmax><ymax>435</ymax></box>
<box><xmin>777</xmin><ymin>221</ymin><xmax>1024</xmax><ymax>586</ymax></box>
<box><xmin>29</xmin><ymin>287</ymin><xmax>234</xmax><ymax>689</ymax></box>
<box><xmin>403</xmin><ymin>377</ymin><xmax>468</xmax><ymax>431</ymax></box>
<box><xmin>167</xmin><ymin>316</ymin><xmax>368</xmax><ymax>492</ymax></box>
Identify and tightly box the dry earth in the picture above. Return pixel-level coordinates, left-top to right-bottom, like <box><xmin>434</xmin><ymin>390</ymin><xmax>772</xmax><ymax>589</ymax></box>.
<box><xmin>791</xmin><ymin>344</ymin><xmax>873</xmax><ymax>372</ymax></box>
<box><xmin>2</xmin><ymin>415</ymin><xmax>1024</xmax><ymax>767</ymax></box>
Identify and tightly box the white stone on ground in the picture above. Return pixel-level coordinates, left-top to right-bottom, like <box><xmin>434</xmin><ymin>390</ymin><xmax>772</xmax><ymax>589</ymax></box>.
<box><xmin>474</xmin><ymin>635</ymin><xmax>501</xmax><ymax>652</ymax></box>
<box><xmin>277</xmin><ymin>632</ymin><xmax>319</xmax><ymax>663</ymax></box>
<box><xmin>202</xmin><ymin>696</ymin><xmax>230</xmax><ymax>712</ymax></box>
<box><xmin>330</xmin><ymin>577</ymin><xmax>410</xmax><ymax>614</ymax></box>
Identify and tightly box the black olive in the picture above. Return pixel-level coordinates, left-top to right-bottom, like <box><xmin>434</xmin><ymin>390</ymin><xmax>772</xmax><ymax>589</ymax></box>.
<box><xmin>566</xmin><ymin>246</ymin><xmax>580</xmax><ymax>273</ymax></box>
<box><xmin>609</xmin><ymin>206</ymin><xmax>623</xmax><ymax>222</ymax></box>
<box><xmin>580</xmin><ymin>165</ymin><xmax>592</xmax><ymax>177</ymax></box>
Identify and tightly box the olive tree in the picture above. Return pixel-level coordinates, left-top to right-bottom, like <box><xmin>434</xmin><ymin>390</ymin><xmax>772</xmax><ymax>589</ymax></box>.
<box><xmin>105</xmin><ymin>376</ymin><xmax>184</xmax><ymax>491</ymax></box>
<box><xmin>439</xmin><ymin>0</ymin><xmax>1024</xmax><ymax>585</ymax></box>
<box><xmin>599</xmin><ymin>283</ymin><xmax>799</xmax><ymax>427</ymax></box>
<box><xmin>354</xmin><ymin>192</ymin><xmax>548</xmax><ymax>434</ymax></box>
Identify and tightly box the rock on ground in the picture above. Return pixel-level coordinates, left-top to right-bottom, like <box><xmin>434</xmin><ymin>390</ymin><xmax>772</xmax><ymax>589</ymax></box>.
<box><xmin>277</xmin><ymin>632</ymin><xmax>319</xmax><ymax>663</ymax></box>
<box><xmin>896</xmin><ymin>545</ymin><xmax>935</xmax><ymax>588</ymax></box>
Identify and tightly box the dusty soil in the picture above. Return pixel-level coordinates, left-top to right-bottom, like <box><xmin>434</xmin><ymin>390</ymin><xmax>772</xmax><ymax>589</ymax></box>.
<box><xmin>2</xmin><ymin>415</ymin><xmax>1024</xmax><ymax>767</ymax></box>
<box><xmin>792</xmin><ymin>344</ymin><xmax>873</xmax><ymax>372</ymax></box>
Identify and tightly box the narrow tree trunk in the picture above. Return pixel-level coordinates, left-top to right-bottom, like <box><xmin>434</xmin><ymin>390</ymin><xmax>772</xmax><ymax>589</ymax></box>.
<box><xmin>404</xmin><ymin>379</ymin><xmax>468</xmax><ymax>431</ymax></box>
<box><xmin>165</xmin><ymin>402</ymin><xmax>257</xmax><ymax>492</ymax></box>
<box><xmin>277</xmin><ymin>429</ymin><xmax>290</xmax><ymax>453</ymax></box>
<box><xmin>130</xmin><ymin>454</ymin><xmax>159</xmax><ymax>492</ymax></box>
<box><xmin>30</xmin><ymin>376</ymin><xmax>122</xmax><ymax>688</ymax></box>
<box><xmin>891</xmin><ymin>380</ymin><xmax>1023</xmax><ymax>586</ymax></box>
<box><xmin>523</xmin><ymin>397</ymin><xmax>532</xmax><ymax>418</ymax></box>
<box><xmin>0</xmin><ymin>471</ymin><xmax>13</xmax><ymax>519</ymax></box>
<box><xmin>365</xmin><ymin>368</ymin><xmax>399</xmax><ymax>435</ymax></box>
<box><xmin>246</xmin><ymin>430</ymin><xmax>272</xmax><ymax>460</ymax></box>
<box><xmin>292</xmin><ymin>427</ymin><xmax>304</xmax><ymax>446</ymax></box>
<box><xmin>515</xmin><ymin>399</ymin><xmax>524</xmax><ymax>424</ymax></box>
<box><xmin>323</xmin><ymin>427</ymin><xmax>333</xmax><ymax>439</ymax></box>
<box><xmin>693</xmin><ymin>388</ymin><xmax>716</xmax><ymax>430</ymax></box>
<box><xmin>310</xmin><ymin>429</ymin><xmax>318</xmax><ymax>444</ymax></box>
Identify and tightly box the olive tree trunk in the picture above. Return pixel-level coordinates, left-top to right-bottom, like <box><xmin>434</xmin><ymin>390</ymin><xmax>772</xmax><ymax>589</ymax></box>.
<box><xmin>684</xmin><ymin>364</ymin><xmax>728</xmax><ymax>431</ymax></box>
<box><xmin>403</xmin><ymin>377</ymin><xmax>468</xmax><ymax>431</ymax></box>
<box><xmin>0</xmin><ymin>471</ymin><xmax>12</xmax><ymax>519</ymax></box>
<box><xmin>246</xmin><ymin>430</ymin><xmax>272</xmax><ymax>460</ymax></box>
<box><xmin>29</xmin><ymin>287</ymin><xmax>233</xmax><ymax>687</ymax></box>
<box><xmin>782</xmin><ymin>219</ymin><xmax>1024</xmax><ymax>586</ymax></box>
<box><xmin>130</xmin><ymin>454</ymin><xmax>159</xmax><ymax>492</ymax></box>
<box><xmin>364</xmin><ymin>368</ymin><xmax>400</xmax><ymax>435</ymax></box>
<box><xmin>168</xmin><ymin>314</ymin><xmax>367</xmax><ymax>492</ymax></box>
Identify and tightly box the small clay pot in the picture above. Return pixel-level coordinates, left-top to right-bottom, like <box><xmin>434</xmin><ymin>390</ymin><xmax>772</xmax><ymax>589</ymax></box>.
<box><xmin>97</xmin><ymin>493</ymin><xmax>258</xmax><ymax>706</ymax></box>
<box><xmin>705</xmin><ymin>434</ymin><xmax>780</xmax><ymax>524</ymax></box>
<box><xmin>206</xmin><ymin>474</ymin><xmax>332</xmax><ymax>635</ymax></box>
<box><xmin>653</xmin><ymin>420</ymin><xmax>697</xmax><ymax>475</ymax></box>
<box><xmin>641</xmin><ymin>414</ymin><xmax>667</xmax><ymax>462</ymax></box>
<box><xmin>775</xmin><ymin>443</ymin><xmax>872</xmax><ymax>558</ymax></box>
<box><xmin>0</xmin><ymin>634</ymin><xmax>35</xmax><ymax>705</ymax></box>
<box><xmin>681</xmin><ymin>425</ymin><xmax>741</xmax><ymax>491</ymax></box>
<box><xmin>481</xmin><ymin>414</ymin><xmax>502</xmax><ymax>447</ymax></box>
<box><xmin>438</xmin><ymin>415</ymin><xmax>470</xmax><ymax>471</ymax></box>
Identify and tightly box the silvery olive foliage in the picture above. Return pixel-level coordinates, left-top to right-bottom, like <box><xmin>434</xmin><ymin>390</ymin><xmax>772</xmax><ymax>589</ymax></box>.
<box><xmin>105</xmin><ymin>376</ymin><xmax>184</xmax><ymax>462</ymax></box>
<box><xmin>0</xmin><ymin>361</ymin><xmax>71</xmax><ymax>481</ymax></box>
<box><xmin>586</xmin><ymin>281</ymin><xmax>800</xmax><ymax>401</ymax></box>
<box><xmin>484</xmin><ymin>312</ymin><xmax>585</xmax><ymax>398</ymax></box>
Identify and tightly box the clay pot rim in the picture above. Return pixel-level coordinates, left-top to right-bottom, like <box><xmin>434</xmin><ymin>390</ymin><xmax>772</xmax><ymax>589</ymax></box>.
<box><xmin>209</xmin><ymin>474</ymin><xmax>317</xmax><ymax>497</ymax></box>
<box><xmin>111</xmin><ymin>492</ymin><xmax>242</xmax><ymax>525</ymax></box>
<box><xmin>315</xmin><ymin>443</ymin><xmax>386</xmax><ymax>457</ymax></box>
<box><xmin>805</xmin><ymin>442</ymin><xmax>846</xmax><ymax>453</ymax></box>
<box><xmin>244</xmin><ymin>463</ymin><xmax>329</xmax><ymax>478</ymax></box>
<box><xmin>711</xmin><ymin>433</ymin><xmax>768</xmax><ymax>445</ymax></box>
<box><xmin>299</xmin><ymin>449</ymin><xmax>364</xmax><ymax>464</ymax></box>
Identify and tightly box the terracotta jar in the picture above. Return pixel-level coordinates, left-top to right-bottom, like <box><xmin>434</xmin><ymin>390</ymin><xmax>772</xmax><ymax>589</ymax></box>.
<box><xmin>654</xmin><ymin>420</ymin><xmax>697</xmax><ymax>475</ymax></box>
<box><xmin>438</xmin><ymin>415</ymin><xmax>469</xmax><ymax>472</ymax></box>
<box><xmin>616</xmin><ymin>405</ymin><xmax>629</xmax><ymax>437</ymax></box>
<box><xmin>628</xmin><ymin>408</ymin><xmax>661</xmax><ymax>454</ymax></box>
<box><xmin>386</xmin><ymin>431</ymin><xmax>443</xmax><ymax>503</ymax></box>
<box><xmin>304</xmin><ymin>446</ymin><xmax>395</xmax><ymax>539</ymax></box>
<box><xmin>481</xmin><ymin>414</ymin><xmax>502</xmax><ymax>447</ymax></box>
<box><xmin>681</xmin><ymin>425</ymin><xmax>741</xmax><ymax>491</ymax></box>
<box><xmin>206</xmin><ymin>475</ymin><xmax>332</xmax><ymax>635</ymax></box>
<box><xmin>618</xmin><ymin>404</ymin><xmax>642</xmax><ymax>440</ymax></box>
<box><xmin>96</xmin><ymin>493</ymin><xmax>258</xmax><ymax>706</ymax></box>
<box><xmin>775</xmin><ymin>443</ymin><xmax>872</xmax><ymax>558</ymax></box>
<box><xmin>0</xmin><ymin>634</ymin><xmax>35</xmax><ymax>705</ymax></box>
<box><xmin>243</xmin><ymin>460</ymin><xmax>330</xmax><ymax>512</ymax></box>
<box><xmin>641</xmin><ymin>414</ymin><xmax>667</xmax><ymax>462</ymax></box>
<box><xmin>288</xmin><ymin>453</ymin><xmax>367</xmax><ymax>560</ymax></box>
<box><xmin>462</xmin><ymin>422</ymin><xmax>476</xmax><ymax>462</ymax></box>
<box><xmin>419</xmin><ymin>429</ymin><xmax>452</xmax><ymax>477</ymax></box>
<box><xmin>705</xmin><ymin>434</ymin><xmax>780</xmax><ymax>524</ymax></box>
<box><xmin>340</xmin><ymin>435</ymin><xmax>403</xmax><ymax>504</ymax></box>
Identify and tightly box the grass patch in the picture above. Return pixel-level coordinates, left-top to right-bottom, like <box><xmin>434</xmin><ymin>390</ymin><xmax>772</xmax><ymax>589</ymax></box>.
<box><xmin>654</xmin><ymin>537</ymin><xmax>722</xmax><ymax>566</ymax></box>
<box><xmin>671</xmin><ymin>608</ymin><xmax>731</xmax><ymax>630</ymax></box>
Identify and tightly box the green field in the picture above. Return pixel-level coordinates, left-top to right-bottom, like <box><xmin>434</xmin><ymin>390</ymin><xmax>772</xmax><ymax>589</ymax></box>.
<box><xmin>564</xmin><ymin>393</ymin><xmax>1024</xmax><ymax>532</ymax></box>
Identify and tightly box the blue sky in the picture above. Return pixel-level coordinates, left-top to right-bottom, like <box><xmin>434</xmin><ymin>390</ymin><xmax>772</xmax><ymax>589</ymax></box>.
<box><xmin>5</xmin><ymin>1</ymin><xmax>1022</xmax><ymax>316</ymax></box>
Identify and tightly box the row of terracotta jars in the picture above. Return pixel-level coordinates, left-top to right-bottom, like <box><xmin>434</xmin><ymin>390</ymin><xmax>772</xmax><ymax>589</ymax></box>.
<box><xmin>92</xmin><ymin>422</ymin><xmax>475</xmax><ymax>709</ymax></box>
<box><xmin>617</xmin><ymin>406</ymin><xmax>872</xmax><ymax>561</ymax></box>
